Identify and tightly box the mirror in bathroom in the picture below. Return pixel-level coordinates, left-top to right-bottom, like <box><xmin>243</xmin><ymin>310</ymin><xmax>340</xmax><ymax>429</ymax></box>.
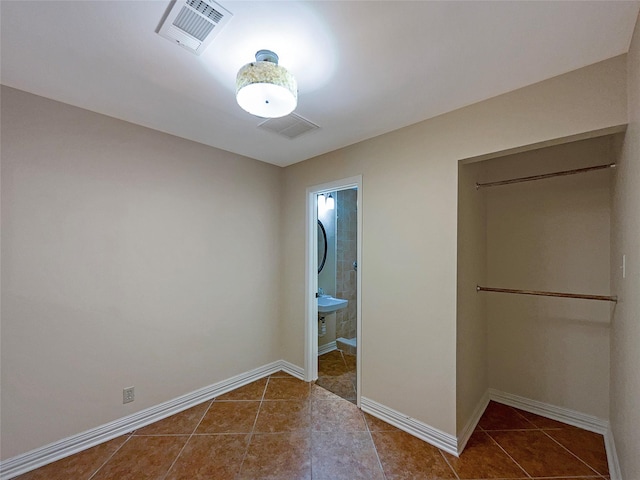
<box><xmin>318</xmin><ymin>220</ymin><xmax>327</xmax><ymax>273</ymax></box>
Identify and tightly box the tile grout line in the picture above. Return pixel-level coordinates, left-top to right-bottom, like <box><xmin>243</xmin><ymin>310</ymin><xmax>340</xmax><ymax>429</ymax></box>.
<box><xmin>439</xmin><ymin>419</ymin><xmax>527</xmax><ymax>480</ymax></box>
<box><xmin>496</xmin><ymin>402</ymin><xmax>605</xmax><ymax>477</ymax></box>
<box><xmin>160</xmin><ymin>398</ymin><xmax>214</xmax><ymax>480</ymax></box>
<box><xmin>437</xmin><ymin>449</ymin><xmax>461</xmax><ymax>480</ymax></box>
<box><xmin>234</xmin><ymin>376</ymin><xmax>270</xmax><ymax>479</ymax></box>
<box><xmin>508</xmin><ymin>405</ymin><xmax>540</xmax><ymax>430</ymax></box>
<box><xmin>540</xmin><ymin>429</ymin><xmax>603</xmax><ymax>476</ymax></box>
<box><xmin>86</xmin><ymin>433</ymin><xmax>134</xmax><ymax>480</ymax></box>
<box><xmin>485</xmin><ymin>431</ymin><xmax>533</xmax><ymax>479</ymax></box>
<box><xmin>362</xmin><ymin>411</ymin><xmax>388</xmax><ymax>480</ymax></box>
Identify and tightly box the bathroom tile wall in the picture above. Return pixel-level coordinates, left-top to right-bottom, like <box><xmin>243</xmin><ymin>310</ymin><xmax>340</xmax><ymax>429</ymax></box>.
<box><xmin>336</xmin><ymin>189</ymin><xmax>357</xmax><ymax>342</ymax></box>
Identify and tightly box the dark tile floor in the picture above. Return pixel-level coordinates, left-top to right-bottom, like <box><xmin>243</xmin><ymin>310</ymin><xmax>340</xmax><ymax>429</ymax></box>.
<box><xmin>316</xmin><ymin>350</ymin><xmax>356</xmax><ymax>403</ymax></box>
<box><xmin>14</xmin><ymin>371</ymin><xmax>609</xmax><ymax>480</ymax></box>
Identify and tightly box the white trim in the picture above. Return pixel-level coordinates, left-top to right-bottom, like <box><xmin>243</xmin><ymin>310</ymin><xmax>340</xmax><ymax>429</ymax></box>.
<box><xmin>488</xmin><ymin>389</ymin><xmax>609</xmax><ymax>434</ymax></box>
<box><xmin>304</xmin><ymin>184</ymin><xmax>319</xmax><ymax>382</ymax></box>
<box><xmin>457</xmin><ymin>390</ymin><xmax>490</xmax><ymax>454</ymax></box>
<box><xmin>604</xmin><ymin>427</ymin><xmax>622</xmax><ymax>480</ymax></box>
<box><xmin>305</xmin><ymin>175</ymin><xmax>363</xmax><ymax>407</ymax></box>
<box><xmin>318</xmin><ymin>341</ymin><xmax>337</xmax><ymax>356</ymax></box>
<box><xmin>360</xmin><ymin>396</ymin><xmax>458</xmax><ymax>456</ymax></box>
<box><xmin>279</xmin><ymin>360</ymin><xmax>305</xmax><ymax>380</ymax></box>
<box><xmin>0</xmin><ymin>360</ymin><xmax>303</xmax><ymax>480</ymax></box>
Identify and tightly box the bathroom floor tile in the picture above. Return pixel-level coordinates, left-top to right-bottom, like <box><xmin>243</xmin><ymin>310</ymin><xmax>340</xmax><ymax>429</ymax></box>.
<box><xmin>134</xmin><ymin>402</ymin><xmax>210</xmax><ymax>436</ymax></box>
<box><xmin>215</xmin><ymin>378</ymin><xmax>267</xmax><ymax>401</ymax></box>
<box><xmin>443</xmin><ymin>431</ymin><xmax>528</xmax><ymax>479</ymax></box>
<box><xmin>264</xmin><ymin>377</ymin><xmax>311</xmax><ymax>400</ymax></box>
<box><xmin>311</xmin><ymin>431</ymin><xmax>384</xmax><ymax>480</ymax></box>
<box><xmin>164</xmin><ymin>434</ymin><xmax>249</xmax><ymax>480</ymax></box>
<box><xmin>311</xmin><ymin>383</ymin><xmax>341</xmax><ymax>400</ymax></box>
<box><xmin>13</xmin><ymin>436</ymin><xmax>129</xmax><ymax>480</ymax></box>
<box><xmin>371</xmin><ymin>430</ymin><xmax>456</xmax><ymax>479</ymax></box>
<box><xmin>478</xmin><ymin>401</ymin><xmax>537</xmax><ymax>430</ymax></box>
<box><xmin>318</xmin><ymin>350</ymin><xmax>349</xmax><ymax>373</ymax></box>
<box><xmin>317</xmin><ymin>349</ymin><xmax>357</xmax><ymax>404</ymax></box>
<box><xmin>489</xmin><ymin>429</ymin><xmax>597</xmax><ymax>477</ymax></box>
<box><xmin>254</xmin><ymin>400</ymin><xmax>310</xmax><ymax>433</ymax></box>
<box><xmin>544</xmin><ymin>426</ymin><xmax>609</xmax><ymax>475</ymax></box>
<box><xmin>91</xmin><ymin>435</ymin><xmax>188</xmax><ymax>480</ymax></box>
<box><xmin>311</xmin><ymin>395</ymin><xmax>366</xmax><ymax>432</ymax></box>
<box><xmin>315</xmin><ymin>375</ymin><xmax>356</xmax><ymax>401</ymax></box>
<box><xmin>237</xmin><ymin>432</ymin><xmax>311</xmax><ymax>480</ymax></box>
<box><xmin>343</xmin><ymin>353</ymin><xmax>357</xmax><ymax>370</ymax></box>
<box><xmin>195</xmin><ymin>401</ymin><xmax>260</xmax><ymax>434</ymax></box>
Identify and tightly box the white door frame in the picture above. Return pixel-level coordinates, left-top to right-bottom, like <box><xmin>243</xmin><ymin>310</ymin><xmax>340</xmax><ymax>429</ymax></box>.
<box><xmin>305</xmin><ymin>175</ymin><xmax>362</xmax><ymax>406</ymax></box>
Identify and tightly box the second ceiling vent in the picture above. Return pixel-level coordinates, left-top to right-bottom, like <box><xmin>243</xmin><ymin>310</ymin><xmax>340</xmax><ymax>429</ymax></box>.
<box><xmin>158</xmin><ymin>0</ymin><xmax>232</xmax><ymax>55</ymax></box>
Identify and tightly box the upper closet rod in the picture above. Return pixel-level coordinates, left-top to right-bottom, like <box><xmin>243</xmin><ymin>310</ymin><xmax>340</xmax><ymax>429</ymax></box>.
<box><xmin>476</xmin><ymin>163</ymin><xmax>615</xmax><ymax>189</ymax></box>
<box><xmin>477</xmin><ymin>285</ymin><xmax>617</xmax><ymax>303</ymax></box>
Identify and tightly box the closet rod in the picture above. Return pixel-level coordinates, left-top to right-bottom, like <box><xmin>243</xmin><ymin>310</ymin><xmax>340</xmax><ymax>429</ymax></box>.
<box><xmin>475</xmin><ymin>163</ymin><xmax>615</xmax><ymax>189</ymax></box>
<box><xmin>476</xmin><ymin>286</ymin><xmax>617</xmax><ymax>303</ymax></box>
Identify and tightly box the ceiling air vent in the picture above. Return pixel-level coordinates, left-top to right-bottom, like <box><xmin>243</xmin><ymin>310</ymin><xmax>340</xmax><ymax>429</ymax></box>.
<box><xmin>158</xmin><ymin>0</ymin><xmax>232</xmax><ymax>55</ymax></box>
<box><xmin>258</xmin><ymin>113</ymin><xmax>320</xmax><ymax>140</ymax></box>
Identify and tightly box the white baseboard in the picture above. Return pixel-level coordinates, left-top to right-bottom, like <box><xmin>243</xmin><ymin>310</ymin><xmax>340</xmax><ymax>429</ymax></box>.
<box><xmin>604</xmin><ymin>427</ymin><xmax>622</xmax><ymax>480</ymax></box>
<box><xmin>360</xmin><ymin>396</ymin><xmax>458</xmax><ymax>456</ymax></box>
<box><xmin>457</xmin><ymin>391</ymin><xmax>489</xmax><ymax>454</ymax></box>
<box><xmin>488</xmin><ymin>389</ymin><xmax>608</xmax><ymax>434</ymax></box>
<box><xmin>0</xmin><ymin>360</ymin><xmax>303</xmax><ymax>480</ymax></box>
<box><xmin>318</xmin><ymin>341</ymin><xmax>337</xmax><ymax>356</ymax></box>
<box><xmin>278</xmin><ymin>360</ymin><xmax>305</xmax><ymax>380</ymax></box>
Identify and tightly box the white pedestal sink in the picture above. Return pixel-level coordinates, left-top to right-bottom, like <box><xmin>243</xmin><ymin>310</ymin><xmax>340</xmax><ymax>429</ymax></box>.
<box><xmin>317</xmin><ymin>295</ymin><xmax>348</xmax><ymax>313</ymax></box>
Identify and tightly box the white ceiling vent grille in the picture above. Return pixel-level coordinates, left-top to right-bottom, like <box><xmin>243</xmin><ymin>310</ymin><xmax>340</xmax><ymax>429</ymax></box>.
<box><xmin>258</xmin><ymin>113</ymin><xmax>320</xmax><ymax>140</ymax></box>
<box><xmin>158</xmin><ymin>0</ymin><xmax>232</xmax><ymax>55</ymax></box>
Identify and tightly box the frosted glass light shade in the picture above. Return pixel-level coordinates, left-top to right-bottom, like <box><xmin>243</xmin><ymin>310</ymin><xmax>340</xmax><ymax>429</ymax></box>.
<box><xmin>236</xmin><ymin>55</ymin><xmax>297</xmax><ymax>118</ymax></box>
<box><xmin>325</xmin><ymin>194</ymin><xmax>335</xmax><ymax>210</ymax></box>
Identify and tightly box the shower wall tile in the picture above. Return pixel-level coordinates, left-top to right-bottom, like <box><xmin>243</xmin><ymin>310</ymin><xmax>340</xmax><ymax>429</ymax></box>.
<box><xmin>336</xmin><ymin>189</ymin><xmax>357</xmax><ymax>342</ymax></box>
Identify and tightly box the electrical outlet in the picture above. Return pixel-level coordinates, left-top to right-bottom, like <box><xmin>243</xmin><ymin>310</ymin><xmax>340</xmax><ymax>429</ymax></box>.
<box><xmin>123</xmin><ymin>386</ymin><xmax>135</xmax><ymax>404</ymax></box>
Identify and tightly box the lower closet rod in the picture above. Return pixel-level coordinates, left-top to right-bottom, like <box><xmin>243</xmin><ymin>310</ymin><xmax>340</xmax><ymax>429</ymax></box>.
<box><xmin>476</xmin><ymin>285</ymin><xmax>617</xmax><ymax>303</ymax></box>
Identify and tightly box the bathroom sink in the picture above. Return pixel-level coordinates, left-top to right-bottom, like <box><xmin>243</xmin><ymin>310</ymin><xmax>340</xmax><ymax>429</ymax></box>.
<box><xmin>317</xmin><ymin>295</ymin><xmax>348</xmax><ymax>313</ymax></box>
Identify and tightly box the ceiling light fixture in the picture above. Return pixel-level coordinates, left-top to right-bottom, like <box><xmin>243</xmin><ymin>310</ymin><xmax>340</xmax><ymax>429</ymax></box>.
<box><xmin>325</xmin><ymin>193</ymin><xmax>335</xmax><ymax>210</ymax></box>
<box><xmin>236</xmin><ymin>50</ymin><xmax>297</xmax><ymax>118</ymax></box>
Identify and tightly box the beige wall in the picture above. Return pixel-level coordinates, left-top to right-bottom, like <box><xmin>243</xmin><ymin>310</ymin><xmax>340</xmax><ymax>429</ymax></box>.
<box><xmin>456</xmin><ymin>161</ymin><xmax>487</xmax><ymax>434</ymax></box>
<box><xmin>611</xmin><ymin>12</ymin><xmax>640</xmax><ymax>478</ymax></box>
<box><xmin>485</xmin><ymin>137</ymin><xmax>613</xmax><ymax>419</ymax></box>
<box><xmin>0</xmin><ymin>87</ymin><xmax>283</xmax><ymax>459</ymax></box>
<box><xmin>281</xmin><ymin>55</ymin><xmax>627</xmax><ymax>436</ymax></box>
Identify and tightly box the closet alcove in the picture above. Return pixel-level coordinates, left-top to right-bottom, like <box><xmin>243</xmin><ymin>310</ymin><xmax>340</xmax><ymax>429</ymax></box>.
<box><xmin>456</xmin><ymin>132</ymin><xmax>623</xmax><ymax>436</ymax></box>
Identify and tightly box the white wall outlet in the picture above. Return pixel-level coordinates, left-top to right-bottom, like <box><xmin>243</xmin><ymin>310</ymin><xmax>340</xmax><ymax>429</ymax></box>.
<box><xmin>622</xmin><ymin>254</ymin><xmax>626</xmax><ymax>279</ymax></box>
<box><xmin>123</xmin><ymin>386</ymin><xmax>135</xmax><ymax>404</ymax></box>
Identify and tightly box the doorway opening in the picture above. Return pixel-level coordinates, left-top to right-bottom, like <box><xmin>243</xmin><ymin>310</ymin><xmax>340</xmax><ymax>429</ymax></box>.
<box><xmin>305</xmin><ymin>176</ymin><xmax>362</xmax><ymax>406</ymax></box>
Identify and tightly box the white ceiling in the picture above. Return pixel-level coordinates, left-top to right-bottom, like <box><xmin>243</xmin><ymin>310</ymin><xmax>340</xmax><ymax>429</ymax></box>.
<box><xmin>1</xmin><ymin>1</ymin><xmax>638</xmax><ymax>167</ymax></box>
